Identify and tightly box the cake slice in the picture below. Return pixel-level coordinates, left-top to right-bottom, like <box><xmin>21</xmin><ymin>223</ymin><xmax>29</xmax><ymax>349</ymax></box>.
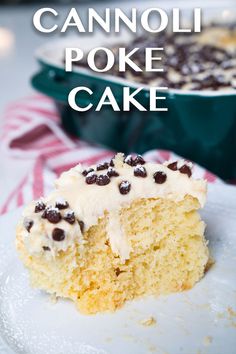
<box><xmin>16</xmin><ymin>153</ymin><xmax>209</xmax><ymax>314</ymax></box>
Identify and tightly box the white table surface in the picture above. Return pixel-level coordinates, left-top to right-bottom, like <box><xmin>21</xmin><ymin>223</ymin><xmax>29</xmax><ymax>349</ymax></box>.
<box><xmin>0</xmin><ymin>0</ymin><xmax>234</xmax><ymax>207</ymax></box>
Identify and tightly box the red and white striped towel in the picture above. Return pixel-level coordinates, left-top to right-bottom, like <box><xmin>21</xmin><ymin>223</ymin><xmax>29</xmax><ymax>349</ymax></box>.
<box><xmin>0</xmin><ymin>94</ymin><xmax>221</xmax><ymax>215</ymax></box>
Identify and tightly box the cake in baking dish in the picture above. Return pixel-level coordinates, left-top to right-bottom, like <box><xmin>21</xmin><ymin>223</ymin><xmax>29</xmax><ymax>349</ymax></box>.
<box><xmin>16</xmin><ymin>153</ymin><xmax>209</xmax><ymax>314</ymax></box>
<box><xmin>76</xmin><ymin>24</ymin><xmax>236</xmax><ymax>91</ymax></box>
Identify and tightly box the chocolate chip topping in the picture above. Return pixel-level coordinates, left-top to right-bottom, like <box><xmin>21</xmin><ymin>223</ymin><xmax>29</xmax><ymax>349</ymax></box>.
<box><xmin>179</xmin><ymin>164</ymin><xmax>192</xmax><ymax>177</ymax></box>
<box><xmin>96</xmin><ymin>162</ymin><xmax>109</xmax><ymax>171</ymax></box>
<box><xmin>74</xmin><ymin>25</ymin><xmax>236</xmax><ymax>91</ymax></box>
<box><xmin>153</xmin><ymin>171</ymin><xmax>167</xmax><ymax>184</ymax></box>
<box><xmin>85</xmin><ymin>172</ymin><xmax>97</xmax><ymax>184</ymax></box>
<box><xmin>124</xmin><ymin>154</ymin><xmax>146</xmax><ymax>167</ymax></box>
<box><xmin>42</xmin><ymin>246</ymin><xmax>50</xmax><ymax>251</ymax></box>
<box><xmin>167</xmin><ymin>161</ymin><xmax>192</xmax><ymax>177</ymax></box>
<box><xmin>109</xmin><ymin>158</ymin><xmax>115</xmax><ymax>167</ymax></box>
<box><xmin>119</xmin><ymin>181</ymin><xmax>131</xmax><ymax>195</ymax></box>
<box><xmin>114</xmin><ymin>267</ymin><xmax>125</xmax><ymax>276</ymax></box>
<box><xmin>133</xmin><ymin>155</ymin><xmax>145</xmax><ymax>166</ymax></box>
<box><xmin>124</xmin><ymin>155</ymin><xmax>134</xmax><ymax>166</ymax></box>
<box><xmin>55</xmin><ymin>199</ymin><xmax>69</xmax><ymax>210</ymax></box>
<box><xmin>134</xmin><ymin>165</ymin><xmax>147</xmax><ymax>177</ymax></box>
<box><xmin>107</xmin><ymin>167</ymin><xmax>119</xmax><ymax>177</ymax></box>
<box><xmin>96</xmin><ymin>174</ymin><xmax>110</xmax><ymax>186</ymax></box>
<box><xmin>35</xmin><ymin>201</ymin><xmax>46</xmax><ymax>213</ymax></box>
<box><xmin>64</xmin><ymin>210</ymin><xmax>75</xmax><ymax>224</ymax></box>
<box><xmin>24</xmin><ymin>219</ymin><xmax>34</xmax><ymax>232</ymax></box>
<box><xmin>82</xmin><ymin>168</ymin><xmax>94</xmax><ymax>177</ymax></box>
<box><xmin>52</xmin><ymin>228</ymin><xmax>65</xmax><ymax>242</ymax></box>
<box><xmin>78</xmin><ymin>220</ymin><xmax>85</xmax><ymax>233</ymax></box>
<box><xmin>167</xmin><ymin>162</ymin><xmax>178</xmax><ymax>171</ymax></box>
<box><xmin>42</xmin><ymin>207</ymin><xmax>61</xmax><ymax>224</ymax></box>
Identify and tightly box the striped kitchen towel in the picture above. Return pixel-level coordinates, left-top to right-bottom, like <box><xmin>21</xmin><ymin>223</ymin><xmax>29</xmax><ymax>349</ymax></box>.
<box><xmin>0</xmin><ymin>94</ymin><xmax>221</xmax><ymax>215</ymax></box>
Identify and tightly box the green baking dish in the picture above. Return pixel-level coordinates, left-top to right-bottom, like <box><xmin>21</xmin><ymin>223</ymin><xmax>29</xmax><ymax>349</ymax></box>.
<box><xmin>31</xmin><ymin>34</ymin><xmax>236</xmax><ymax>181</ymax></box>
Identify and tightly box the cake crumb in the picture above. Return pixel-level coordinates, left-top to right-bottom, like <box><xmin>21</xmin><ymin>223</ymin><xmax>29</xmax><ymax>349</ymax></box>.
<box><xmin>140</xmin><ymin>316</ymin><xmax>156</xmax><ymax>326</ymax></box>
<box><xmin>203</xmin><ymin>336</ymin><xmax>213</xmax><ymax>346</ymax></box>
<box><xmin>227</xmin><ymin>307</ymin><xmax>236</xmax><ymax>318</ymax></box>
<box><xmin>50</xmin><ymin>293</ymin><xmax>58</xmax><ymax>304</ymax></box>
<box><xmin>217</xmin><ymin>307</ymin><xmax>236</xmax><ymax>328</ymax></box>
<box><xmin>148</xmin><ymin>345</ymin><xmax>157</xmax><ymax>352</ymax></box>
<box><xmin>205</xmin><ymin>257</ymin><xmax>215</xmax><ymax>272</ymax></box>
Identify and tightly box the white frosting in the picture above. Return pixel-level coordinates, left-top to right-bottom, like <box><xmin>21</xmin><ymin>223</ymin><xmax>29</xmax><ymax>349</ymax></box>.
<box><xmin>19</xmin><ymin>204</ymin><xmax>84</xmax><ymax>258</ymax></box>
<box><xmin>18</xmin><ymin>153</ymin><xmax>207</xmax><ymax>261</ymax></box>
<box><xmin>106</xmin><ymin>209</ymin><xmax>131</xmax><ymax>260</ymax></box>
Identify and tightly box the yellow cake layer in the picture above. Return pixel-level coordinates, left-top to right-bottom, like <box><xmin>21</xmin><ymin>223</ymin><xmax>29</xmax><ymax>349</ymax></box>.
<box><xmin>16</xmin><ymin>195</ymin><xmax>209</xmax><ymax>314</ymax></box>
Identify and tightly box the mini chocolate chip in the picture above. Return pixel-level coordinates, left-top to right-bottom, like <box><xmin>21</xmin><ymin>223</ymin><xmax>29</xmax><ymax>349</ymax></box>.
<box><xmin>167</xmin><ymin>161</ymin><xmax>178</xmax><ymax>171</ymax></box>
<box><xmin>41</xmin><ymin>210</ymin><xmax>47</xmax><ymax>219</ymax></box>
<box><xmin>179</xmin><ymin>164</ymin><xmax>192</xmax><ymax>177</ymax></box>
<box><xmin>109</xmin><ymin>158</ymin><xmax>115</xmax><ymax>167</ymax></box>
<box><xmin>43</xmin><ymin>208</ymin><xmax>61</xmax><ymax>224</ymax></box>
<box><xmin>78</xmin><ymin>220</ymin><xmax>85</xmax><ymax>233</ymax></box>
<box><xmin>153</xmin><ymin>171</ymin><xmax>167</xmax><ymax>184</ymax></box>
<box><xmin>85</xmin><ymin>172</ymin><xmax>97</xmax><ymax>184</ymax></box>
<box><xmin>124</xmin><ymin>155</ymin><xmax>134</xmax><ymax>166</ymax></box>
<box><xmin>96</xmin><ymin>162</ymin><xmax>109</xmax><ymax>171</ymax></box>
<box><xmin>114</xmin><ymin>267</ymin><xmax>125</xmax><ymax>276</ymax></box>
<box><xmin>96</xmin><ymin>174</ymin><xmax>110</xmax><ymax>186</ymax></box>
<box><xmin>55</xmin><ymin>200</ymin><xmax>69</xmax><ymax>210</ymax></box>
<box><xmin>82</xmin><ymin>168</ymin><xmax>94</xmax><ymax>177</ymax></box>
<box><xmin>119</xmin><ymin>181</ymin><xmax>131</xmax><ymax>195</ymax></box>
<box><xmin>42</xmin><ymin>246</ymin><xmax>50</xmax><ymax>251</ymax></box>
<box><xmin>107</xmin><ymin>167</ymin><xmax>119</xmax><ymax>177</ymax></box>
<box><xmin>134</xmin><ymin>165</ymin><xmax>147</xmax><ymax>177</ymax></box>
<box><xmin>64</xmin><ymin>211</ymin><xmax>75</xmax><ymax>224</ymax></box>
<box><xmin>35</xmin><ymin>201</ymin><xmax>46</xmax><ymax>213</ymax></box>
<box><xmin>52</xmin><ymin>228</ymin><xmax>65</xmax><ymax>241</ymax></box>
<box><xmin>24</xmin><ymin>219</ymin><xmax>34</xmax><ymax>232</ymax></box>
<box><xmin>133</xmin><ymin>155</ymin><xmax>145</xmax><ymax>165</ymax></box>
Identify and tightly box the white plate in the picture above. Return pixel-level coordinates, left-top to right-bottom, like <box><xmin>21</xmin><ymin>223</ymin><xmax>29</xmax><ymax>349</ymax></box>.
<box><xmin>0</xmin><ymin>183</ymin><xmax>236</xmax><ymax>354</ymax></box>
